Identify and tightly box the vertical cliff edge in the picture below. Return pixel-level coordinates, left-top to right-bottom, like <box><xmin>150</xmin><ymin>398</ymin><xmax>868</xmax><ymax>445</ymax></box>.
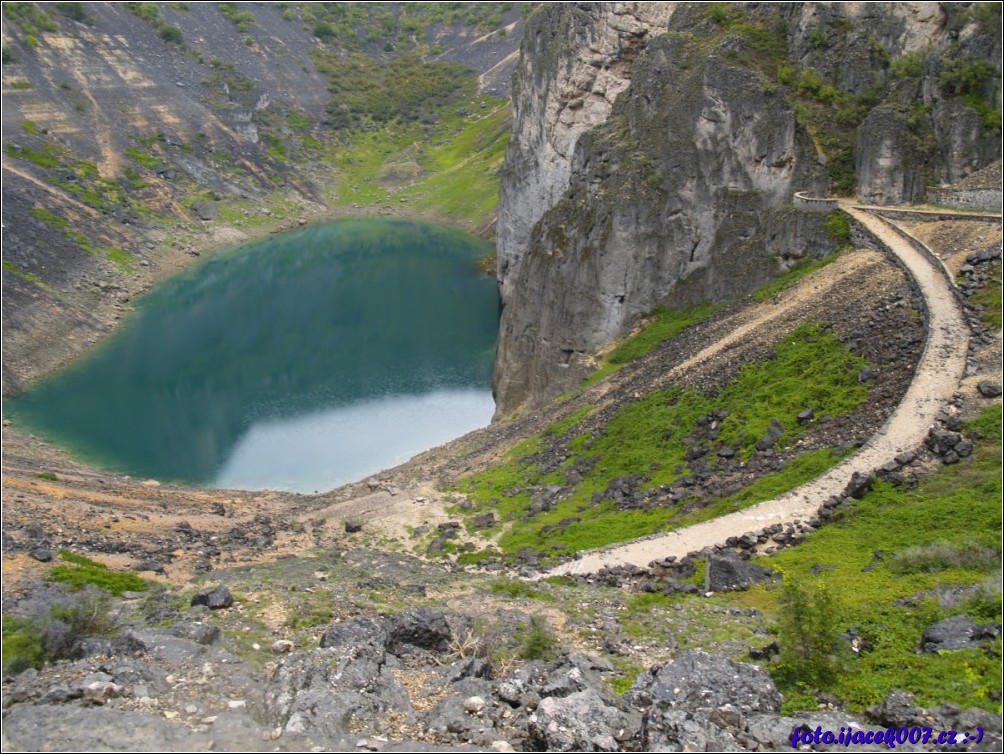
<box><xmin>493</xmin><ymin>2</ymin><xmax>1001</xmax><ymax>416</ymax></box>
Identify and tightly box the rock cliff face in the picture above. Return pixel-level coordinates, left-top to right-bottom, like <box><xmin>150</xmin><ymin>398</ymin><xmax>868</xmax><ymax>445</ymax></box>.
<box><xmin>493</xmin><ymin>2</ymin><xmax>1001</xmax><ymax>415</ymax></box>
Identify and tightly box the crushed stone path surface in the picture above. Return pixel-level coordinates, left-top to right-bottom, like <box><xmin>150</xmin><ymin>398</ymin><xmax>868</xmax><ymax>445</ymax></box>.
<box><xmin>550</xmin><ymin>204</ymin><xmax>974</xmax><ymax>576</ymax></box>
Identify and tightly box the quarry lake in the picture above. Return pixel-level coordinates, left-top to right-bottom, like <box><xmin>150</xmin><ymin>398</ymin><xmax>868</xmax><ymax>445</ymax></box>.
<box><xmin>8</xmin><ymin>217</ymin><xmax>499</xmax><ymax>492</ymax></box>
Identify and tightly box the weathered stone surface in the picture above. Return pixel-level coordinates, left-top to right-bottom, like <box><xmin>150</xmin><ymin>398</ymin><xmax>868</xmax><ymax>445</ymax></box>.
<box><xmin>319</xmin><ymin>617</ymin><xmax>386</xmax><ymax>650</ymax></box>
<box><xmin>167</xmin><ymin>622</ymin><xmax>220</xmax><ymax>646</ymax></box>
<box><xmin>707</xmin><ymin>552</ymin><xmax>777</xmax><ymax>592</ymax></box>
<box><xmin>189</xmin><ymin>200</ymin><xmax>217</xmax><ymax>221</ymax></box>
<box><xmin>977</xmin><ymin>380</ymin><xmax>1002</xmax><ymax>398</ymax></box>
<box><xmin>385</xmin><ymin>608</ymin><xmax>452</xmax><ymax>654</ymax></box>
<box><xmin>189</xmin><ymin>584</ymin><xmax>232</xmax><ymax>610</ymax></box>
<box><xmin>920</xmin><ymin>614</ymin><xmax>980</xmax><ymax>652</ymax></box>
<box><xmin>626</xmin><ymin>649</ymin><xmax>781</xmax><ymax>714</ymax></box>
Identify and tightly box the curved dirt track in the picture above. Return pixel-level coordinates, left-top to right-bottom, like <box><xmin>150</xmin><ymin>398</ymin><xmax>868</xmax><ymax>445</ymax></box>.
<box><xmin>551</xmin><ymin>204</ymin><xmax>974</xmax><ymax>576</ymax></box>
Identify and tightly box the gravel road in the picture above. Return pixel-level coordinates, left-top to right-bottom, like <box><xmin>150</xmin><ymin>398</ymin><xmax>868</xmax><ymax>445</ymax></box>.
<box><xmin>551</xmin><ymin>204</ymin><xmax>973</xmax><ymax>576</ymax></box>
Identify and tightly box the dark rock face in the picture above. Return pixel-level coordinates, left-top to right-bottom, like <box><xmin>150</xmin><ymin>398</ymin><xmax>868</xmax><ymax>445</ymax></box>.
<box><xmin>319</xmin><ymin>617</ymin><xmax>386</xmax><ymax>650</ymax></box>
<box><xmin>385</xmin><ymin>608</ymin><xmax>453</xmax><ymax>654</ymax></box>
<box><xmin>167</xmin><ymin>622</ymin><xmax>220</xmax><ymax>646</ymax></box>
<box><xmin>920</xmin><ymin>614</ymin><xmax>981</xmax><ymax>652</ymax></box>
<box><xmin>189</xmin><ymin>584</ymin><xmax>233</xmax><ymax>610</ymax></box>
<box><xmin>627</xmin><ymin>650</ymin><xmax>783</xmax><ymax>751</ymax></box>
<box><xmin>495</xmin><ymin>13</ymin><xmax>830</xmax><ymax>413</ymax></box>
<box><xmin>855</xmin><ymin>107</ymin><xmax>925</xmax><ymax>205</ymax></box>
<box><xmin>707</xmin><ymin>552</ymin><xmax>778</xmax><ymax>592</ymax></box>
<box><xmin>977</xmin><ymin>380</ymin><xmax>1003</xmax><ymax>398</ymax></box>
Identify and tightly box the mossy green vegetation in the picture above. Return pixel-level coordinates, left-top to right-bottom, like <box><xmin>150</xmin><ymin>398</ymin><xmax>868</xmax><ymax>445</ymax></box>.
<box><xmin>608</xmin><ymin>302</ymin><xmax>723</xmax><ymax>366</ymax></box>
<box><xmin>583</xmin><ymin>302</ymin><xmax>723</xmax><ymax>387</ymax></box>
<box><xmin>123</xmin><ymin>2</ymin><xmax>183</xmax><ymax>45</ymax></box>
<box><xmin>753</xmin><ymin>253</ymin><xmax>840</xmax><ymax>303</ymax></box>
<box><xmin>967</xmin><ymin>259</ymin><xmax>1002</xmax><ymax>331</ymax></box>
<box><xmin>49</xmin><ymin>550</ymin><xmax>149</xmax><ymax>595</ymax></box>
<box><xmin>2</xmin><ymin>587</ymin><xmax>118</xmax><ymax>673</ymax></box>
<box><xmin>740</xmin><ymin>404</ymin><xmax>1003</xmax><ymax>713</ymax></box>
<box><xmin>3</xmin><ymin>2</ymin><xmax>58</xmax><ymax>47</ymax></box>
<box><xmin>2</xmin><ymin>260</ymin><xmax>54</xmax><ymax>291</ymax></box>
<box><xmin>455</xmin><ymin>323</ymin><xmax>869</xmax><ymax>562</ymax></box>
<box><xmin>296</xmin><ymin>2</ymin><xmax>515</xmax><ymax>51</ymax></box>
<box><xmin>29</xmin><ymin>206</ymin><xmax>70</xmax><ymax>229</ymax></box>
<box><xmin>125</xmin><ymin>145</ymin><xmax>162</xmax><ymax>168</ymax></box>
<box><xmin>322</xmin><ymin>100</ymin><xmax>509</xmax><ymax>227</ymax></box>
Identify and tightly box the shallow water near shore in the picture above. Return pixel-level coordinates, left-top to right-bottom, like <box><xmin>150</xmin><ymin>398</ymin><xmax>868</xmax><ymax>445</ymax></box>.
<box><xmin>7</xmin><ymin>217</ymin><xmax>499</xmax><ymax>492</ymax></box>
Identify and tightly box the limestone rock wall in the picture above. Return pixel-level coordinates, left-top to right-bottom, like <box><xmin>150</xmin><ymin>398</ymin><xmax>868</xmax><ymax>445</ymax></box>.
<box><xmin>492</xmin><ymin>2</ymin><xmax>1001</xmax><ymax>416</ymax></box>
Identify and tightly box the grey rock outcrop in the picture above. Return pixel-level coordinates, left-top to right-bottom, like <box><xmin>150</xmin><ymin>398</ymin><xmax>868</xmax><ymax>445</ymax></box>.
<box><xmin>495</xmin><ymin>4</ymin><xmax>833</xmax><ymax>415</ymax></box>
<box><xmin>492</xmin><ymin>2</ymin><xmax>1000</xmax><ymax>415</ymax></box>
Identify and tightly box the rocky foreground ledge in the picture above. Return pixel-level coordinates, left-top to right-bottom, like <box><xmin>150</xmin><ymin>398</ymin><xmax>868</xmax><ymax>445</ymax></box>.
<box><xmin>2</xmin><ymin>585</ymin><xmax>1001</xmax><ymax>753</ymax></box>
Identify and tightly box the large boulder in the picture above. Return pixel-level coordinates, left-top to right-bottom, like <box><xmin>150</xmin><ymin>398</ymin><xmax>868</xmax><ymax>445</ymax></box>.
<box><xmin>920</xmin><ymin>614</ymin><xmax>980</xmax><ymax>652</ymax></box>
<box><xmin>627</xmin><ymin>649</ymin><xmax>781</xmax><ymax>714</ymax></box>
<box><xmin>385</xmin><ymin>608</ymin><xmax>452</xmax><ymax>655</ymax></box>
<box><xmin>189</xmin><ymin>584</ymin><xmax>233</xmax><ymax>610</ymax></box>
<box><xmin>707</xmin><ymin>552</ymin><xmax>777</xmax><ymax>592</ymax></box>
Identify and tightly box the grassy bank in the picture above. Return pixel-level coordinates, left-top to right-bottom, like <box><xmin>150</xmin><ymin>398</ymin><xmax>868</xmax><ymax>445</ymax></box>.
<box><xmin>450</xmin><ymin>321</ymin><xmax>870</xmax><ymax>564</ymax></box>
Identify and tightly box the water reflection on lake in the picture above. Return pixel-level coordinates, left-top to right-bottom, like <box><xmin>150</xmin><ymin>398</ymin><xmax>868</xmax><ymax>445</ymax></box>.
<box><xmin>7</xmin><ymin>217</ymin><xmax>499</xmax><ymax>492</ymax></box>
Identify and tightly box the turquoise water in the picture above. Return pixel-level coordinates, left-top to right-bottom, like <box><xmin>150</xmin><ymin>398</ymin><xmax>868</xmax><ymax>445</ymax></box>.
<box><xmin>6</xmin><ymin>217</ymin><xmax>499</xmax><ymax>492</ymax></box>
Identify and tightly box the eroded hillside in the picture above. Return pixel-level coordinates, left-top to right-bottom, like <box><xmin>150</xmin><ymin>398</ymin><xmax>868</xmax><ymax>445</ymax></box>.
<box><xmin>2</xmin><ymin>1</ymin><xmax>526</xmax><ymax>393</ymax></box>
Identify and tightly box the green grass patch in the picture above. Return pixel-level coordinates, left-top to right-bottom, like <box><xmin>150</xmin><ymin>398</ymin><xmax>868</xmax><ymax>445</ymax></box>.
<box><xmin>544</xmin><ymin>405</ymin><xmax>596</xmax><ymax>438</ymax></box>
<box><xmin>48</xmin><ymin>550</ymin><xmax>149</xmax><ymax>595</ymax></box>
<box><xmin>34</xmin><ymin>471</ymin><xmax>59</xmax><ymax>481</ymax></box>
<box><xmin>286</xmin><ymin>111</ymin><xmax>311</xmax><ymax>130</ymax></box>
<box><xmin>103</xmin><ymin>246</ymin><xmax>134</xmax><ymax>273</ymax></box>
<box><xmin>967</xmin><ymin>260</ymin><xmax>1001</xmax><ymax>330</ymax></box>
<box><xmin>5</xmin><ymin>142</ymin><xmax>64</xmax><ymax>169</ymax></box>
<box><xmin>322</xmin><ymin>101</ymin><xmax>509</xmax><ymax>228</ymax></box>
<box><xmin>2</xmin><ymin>259</ymin><xmax>52</xmax><ymax>290</ymax></box>
<box><xmin>65</xmin><ymin>230</ymin><xmax>97</xmax><ymax>254</ymax></box>
<box><xmin>742</xmin><ymin>406</ymin><xmax>1003</xmax><ymax>713</ymax></box>
<box><xmin>487</xmin><ymin>578</ymin><xmax>551</xmax><ymax>601</ymax></box>
<box><xmin>608</xmin><ymin>301</ymin><xmax>723</xmax><ymax>366</ymax></box>
<box><xmin>29</xmin><ymin>206</ymin><xmax>70</xmax><ymax>229</ymax></box>
<box><xmin>714</xmin><ymin>323</ymin><xmax>867</xmax><ymax>458</ymax></box>
<box><xmin>124</xmin><ymin>145</ymin><xmax>162</xmax><ymax>168</ymax></box>
<box><xmin>457</xmin><ymin>323</ymin><xmax>868</xmax><ymax>562</ymax></box>
<box><xmin>753</xmin><ymin>252</ymin><xmax>839</xmax><ymax>302</ymax></box>
<box><xmin>9</xmin><ymin>80</ymin><xmax>33</xmax><ymax>90</ymax></box>
<box><xmin>610</xmin><ymin>665</ymin><xmax>643</xmax><ymax>694</ymax></box>
<box><xmin>582</xmin><ymin>301</ymin><xmax>723</xmax><ymax>388</ymax></box>
<box><xmin>964</xmin><ymin>404</ymin><xmax>1002</xmax><ymax>442</ymax></box>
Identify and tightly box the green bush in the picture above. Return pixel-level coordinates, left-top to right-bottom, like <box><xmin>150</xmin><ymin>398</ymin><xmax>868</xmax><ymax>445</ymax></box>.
<box><xmin>940</xmin><ymin>57</ymin><xmax>998</xmax><ymax>99</ymax></box>
<box><xmin>2</xmin><ymin>587</ymin><xmax>116</xmax><ymax>673</ymax></box>
<box><xmin>890</xmin><ymin>50</ymin><xmax>925</xmax><ymax>79</ymax></box>
<box><xmin>54</xmin><ymin>2</ymin><xmax>93</xmax><ymax>24</ymax></box>
<box><xmin>158</xmin><ymin>24</ymin><xmax>183</xmax><ymax>45</ymax></box>
<box><xmin>823</xmin><ymin>210</ymin><xmax>851</xmax><ymax>245</ymax></box>
<box><xmin>774</xmin><ymin>578</ymin><xmax>842</xmax><ymax>688</ymax></box>
<box><xmin>218</xmin><ymin>2</ymin><xmax>254</xmax><ymax>31</ymax></box>
<box><xmin>519</xmin><ymin>614</ymin><xmax>557</xmax><ymax>660</ymax></box>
